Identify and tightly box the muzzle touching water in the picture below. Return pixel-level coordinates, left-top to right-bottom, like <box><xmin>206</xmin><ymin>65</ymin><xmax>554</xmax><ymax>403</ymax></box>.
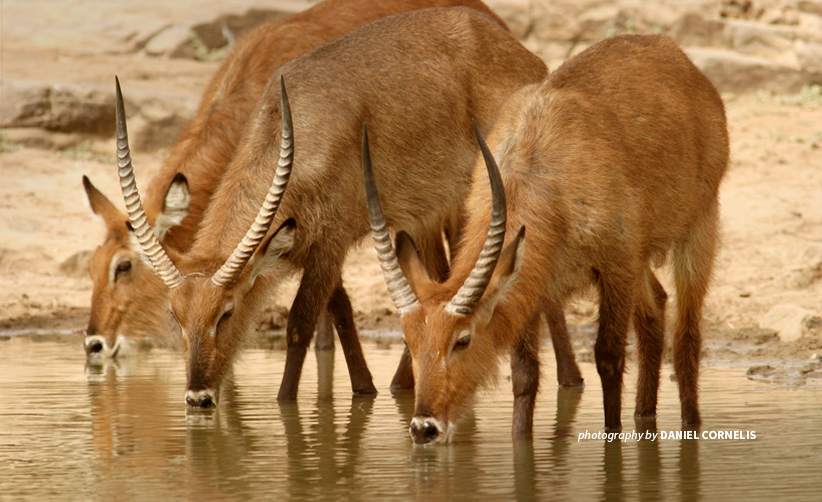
<box><xmin>409</xmin><ymin>416</ymin><xmax>451</xmax><ymax>445</ymax></box>
<box><xmin>84</xmin><ymin>334</ymin><xmax>125</xmax><ymax>359</ymax></box>
<box><xmin>185</xmin><ymin>389</ymin><xmax>218</xmax><ymax>409</ymax></box>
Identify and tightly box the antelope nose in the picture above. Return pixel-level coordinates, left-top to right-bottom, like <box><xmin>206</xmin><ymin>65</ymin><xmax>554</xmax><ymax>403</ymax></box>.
<box><xmin>410</xmin><ymin>416</ymin><xmax>440</xmax><ymax>444</ymax></box>
<box><xmin>185</xmin><ymin>390</ymin><xmax>216</xmax><ymax>409</ymax></box>
<box><xmin>84</xmin><ymin>335</ymin><xmax>106</xmax><ymax>356</ymax></box>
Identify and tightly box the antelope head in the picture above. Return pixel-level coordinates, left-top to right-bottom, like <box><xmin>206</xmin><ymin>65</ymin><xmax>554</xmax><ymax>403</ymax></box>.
<box><xmin>364</xmin><ymin>122</ymin><xmax>525</xmax><ymax>444</ymax></box>
<box><xmin>112</xmin><ymin>76</ymin><xmax>296</xmax><ymax>408</ymax></box>
<box><xmin>82</xmin><ymin>171</ymin><xmax>190</xmax><ymax>361</ymax></box>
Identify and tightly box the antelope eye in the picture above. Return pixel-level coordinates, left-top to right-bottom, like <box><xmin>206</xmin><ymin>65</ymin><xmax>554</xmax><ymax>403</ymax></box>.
<box><xmin>219</xmin><ymin>309</ymin><xmax>234</xmax><ymax>324</ymax></box>
<box><xmin>454</xmin><ymin>334</ymin><xmax>471</xmax><ymax>350</ymax></box>
<box><xmin>115</xmin><ymin>260</ymin><xmax>132</xmax><ymax>277</ymax></box>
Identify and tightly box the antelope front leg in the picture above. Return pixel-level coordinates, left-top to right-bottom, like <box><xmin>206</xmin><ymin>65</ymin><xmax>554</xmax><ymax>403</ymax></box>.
<box><xmin>278</xmin><ymin>264</ymin><xmax>337</xmax><ymax>401</ymax></box>
<box><xmin>390</xmin><ymin>346</ymin><xmax>414</xmax><ymax>391</ymax></box>
<box><xmin>511</xmin><ymin>312</ymin><xmax>541</xmax><ymax>436</ymax></box>
<box><xmin>327</xmin><ymin>284</ymin><xmax>377</xmax><ymax>395</ymax></box>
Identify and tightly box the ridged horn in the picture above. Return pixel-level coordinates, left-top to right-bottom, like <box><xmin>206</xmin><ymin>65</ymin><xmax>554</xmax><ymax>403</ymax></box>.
<box><xmin>211</xmin><ymin>75</ymin><xmax>294</xmax><ymax>288</ymax></box>
<box><xmin>445</xmin><ymin>120</ymin><xmax>507</xmax><ymax>316</ymax></box>
<box><xmin>114</xmin><ymin>76</ymin><xmax>184</xmax><ymax>289</ymax></box>
<box><xmin>362</xmin><ymin>124</ymin><xmax>420</xmax><ymax>316</ymax></box>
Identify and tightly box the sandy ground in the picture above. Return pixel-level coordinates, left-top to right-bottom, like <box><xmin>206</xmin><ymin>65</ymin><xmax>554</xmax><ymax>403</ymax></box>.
<box><xmin>1</xmin><ymin>0</ymin><xmax>820</xmax><ymax>376</ymax></box>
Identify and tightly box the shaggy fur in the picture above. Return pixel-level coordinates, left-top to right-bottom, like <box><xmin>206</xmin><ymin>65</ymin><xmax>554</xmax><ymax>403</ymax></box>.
<box><xmin>396</xmin><ymin>35</ymin><xmax>728</xmax><ymax>441</ymax></box>
<box><xmin>83</xmin><ymin>0</ymin><xmax>511</xmax><ymax>357</ymax></box>
<box><xmin>126</xmin><ymin>7</ymin><xmax>548</xmax><ymax>404</ymax></box>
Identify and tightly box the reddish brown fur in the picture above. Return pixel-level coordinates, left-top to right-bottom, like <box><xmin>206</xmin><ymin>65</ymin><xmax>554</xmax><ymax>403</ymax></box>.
<box><xmin>83</xmin><ymin>0</ymin><xmax>509</xmax><ymax>355</ymax></box>
<box><xmin>397</xmin><ymin>34</ymin><xmax>728</xmax><ymax>441</ymax></box>
<box><xmin>164</xmin><ymin>7</ymin><xmax>547</xmax><ymax>405</ymax></box>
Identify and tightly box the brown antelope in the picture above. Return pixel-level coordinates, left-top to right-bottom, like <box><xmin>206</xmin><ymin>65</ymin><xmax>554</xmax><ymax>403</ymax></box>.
<box><xmin>113</xmin><ymin>7</ymin><xmax>550</xmax><ymax>407</ymax></box>
<box><xmin>81</xmin><ymin>0</ymin><xmax>517</xmax><ymax>361</ymax></box>
<box><xmin>365</xmin><ymin>34</ymin><xmax>729</xmax><ymax>444</ymax></box>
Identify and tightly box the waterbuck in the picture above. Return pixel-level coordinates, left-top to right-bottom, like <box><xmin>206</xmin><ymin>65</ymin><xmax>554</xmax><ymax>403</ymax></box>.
<box><xmin>365</xmin><ymin>34</ymin><xmax>729</xmax><ymax>444</ymax></box>
<box><xmin>81</xmin><ymin>0</ymin><xmax>513</xmax><ymax>361</ymax></box>
<box><xmin>114</xmin><ymin>7</ymin><xmax>549</xmax><ymax>407</ymax></box>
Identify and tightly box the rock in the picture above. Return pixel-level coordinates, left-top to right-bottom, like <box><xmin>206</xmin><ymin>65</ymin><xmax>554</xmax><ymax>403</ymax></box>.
<box><xmin>684</xmin><ymin>47</ymin><xmax>809</xmax><ymax>93</ymax></box>
<box><xmin>530</xmin><ymin>0</ymin><xmax>590</xmax><ymax>43</ymax></box>
<box><xmin>720</xmin><ymin>0</ymin><xmax>760</xmax><ymax>20</ymax></box>
<box><xmin>759</xmin><ymin>304</ymin><xmax>822</xmax><ymax>342</ymax></box>
<box><xmin>722</xmin><ymin>19</ymin><xmax>796</xmax><ymax>60</ymax></box>
<box><xmin>60</xmin><ymin>250</ymin><xmax>91</xmax><ymax>278</ymax></box>
<box><xmin>746</xmin><ymin>364</ymin><xmax>776</xmax><ymax>378</ymax></box>
<box><xmin>143</xmin><ymin>25</ymin><xmax>196</xmax><ymax>59</ymax></box>
<box><xmin>785</xmin><ymin>244</ymin><xmax>822</xmax><ymax>289</ymax></box>
<box><xmin>746</xmin><ymin>364</ymin><xmax>807</xmax><ymax>384</ymax></box>
<box><xmin>191</xmin><ymin>7</ymin><xmax>298</xmax><ymax>50</ymax></box>
<box><xmin>121</xmin><ymin>94</ymin><xmax>196</xmax><ymax>152</ymax></box>
<box><xmin>1</xmin><ymin>79</ymin><xmax>196</xmax><ymax>151</ymax></box>
<box><xmin>1</xmin><ymin>81</ymin><xmax>114</xmax><ymax>135</ymax></box>
<box><xmin>485</xmin><ymin>0</ymin><xmax>532</xmax><ymax>39</ymax></box>
<box><xmin>0</xmin><ymin>128</ymin><xmax>84</xmax><ymax>151</ymax></box>
<box><xmin>796</xmin><ymin>41</ymin><xmax>822</xmax><ymax>75</ymax></box>
<box><xmin>798</xmin><ymin>1</ymin><xmax>822</xmax><ymax>16</ymax></box>
<box><xmin>672</xmin><ymin>13</ymin><xmax>727</xmax><ymax>47</ymax></box>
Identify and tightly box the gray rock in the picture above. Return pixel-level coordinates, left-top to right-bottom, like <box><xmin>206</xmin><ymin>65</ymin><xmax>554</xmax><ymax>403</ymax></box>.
<box><xmin>722</xmin><ymin>19</ymin><xmax>797</xmax><ymax>59</ymax></box>
<box><xmin>798</xmin><ymin>1</ymin><xmax>822</xmax><ymax>16</ymax></box>
<box><xmin>795</xmin><ymin>40</ymin><xmax>822</xmax><ymax>75</ymax></box>
<box><xmin>60</xmin><ymin>250</ymin><xmax>92</xmax><ymax>278</ymax></box>
<box><xmin>672</xmin><ymin>12</ymin><xmax>727</xmax><ymax>47</ymax></box>
<box><xmin>191</xmin><ymin>7</ymin><xmax>297</xmax><ymax>50</ymax></box>
<box><xmin>685</xmin><ymin>46</ymin><xmax>810</xmax><ymax>93</ymax></box>
<box><xmin>143</xmin><ymin>25</ymin><xmax>195</xmax><ymax>58</ymax></box>
<box><xmin>1</xmin><ymin>81</ymin><xmax>114</xmax><ymax>135</ymax></box>
<box><xmin>759</xmin><ymin>304</ymin><xmax>822</xmax><ymax>342</ymax></box>
<box><xmin>485</xmin><ymin>0</ymin><xmax>533</xmax><ymax>39</ymax></box>
<box><xmin>784</xmin><ymin>244</ymin><xmax>822</xmax><ymax>289</ymax></box>
<box><xmin>1</xmin><ymin>80</ymin><xmax>196</xmax><ymax>151</ymax></box>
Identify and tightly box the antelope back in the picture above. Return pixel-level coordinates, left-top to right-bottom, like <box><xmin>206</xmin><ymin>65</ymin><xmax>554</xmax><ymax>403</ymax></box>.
<box><xmin>192</xmin><ymin>7</ymin><xmax>547</xmax><ymax>261</ymax></box>
<box><xmin>378</xmin><ymin>34</ymin><xmax>729</xmax><ymax>442</ymax></box>
<box><xmin>85</xmin><ymin>0</ymin><xmax>509</xmax><ymax>356</ymax></box>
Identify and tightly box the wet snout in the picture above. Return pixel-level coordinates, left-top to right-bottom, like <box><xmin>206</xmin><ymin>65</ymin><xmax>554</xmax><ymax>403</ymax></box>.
<box><xmin>409</xmin><ymin>416</ymin><xmax>447</xmax><ymax>445</ymax></box>
<box><xmin>185</xmin><ymin>389</ymin><xmax>217</xmax><ymax>409</ymax></box>
<box><xmin>84</xmin><ymin>335</ymin><xmax>106</xmax><ymax>356</ymax></box>
<box><xmin>84</xmin><ymin>334</ymin><xmax>122</xmax><ymax>358</ymax></box>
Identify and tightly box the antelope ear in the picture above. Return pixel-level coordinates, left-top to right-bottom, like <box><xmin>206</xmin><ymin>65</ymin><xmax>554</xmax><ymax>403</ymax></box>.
<box><xmin>246</xmin><ymin>218</ymin><xmax>296</xmax><ymax>288</ymax></box>
<box><xmin>475</xmin><ymin>226</ymin><xmax>526</xmax><ymax>322</ymax></box>
<box><xmin>396</xmin><ymin>231</ymin><xmax>435</xmax><ymax>298</ymax></box>
<box><xmin>154</xmin><ymin>173</ymin><xmax>191</xmax><ymax>240</ymax></box>
<box><xmin>83</xmin><ymin>175</ymin><xmax>125</xmax><ymax>230</ymax></box>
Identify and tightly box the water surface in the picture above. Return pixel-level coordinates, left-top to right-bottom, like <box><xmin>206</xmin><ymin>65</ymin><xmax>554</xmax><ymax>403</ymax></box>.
<box><xmin>1</xmin><ymin>334</ymin><xmax>819</xmax><ymax>500</ymax></box>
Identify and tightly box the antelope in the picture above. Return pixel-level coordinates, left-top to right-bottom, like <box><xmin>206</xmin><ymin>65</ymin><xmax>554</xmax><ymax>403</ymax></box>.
<box><xmin>81</xmin><ymin>0</ymin><xmax>521</xmax><ymax>361</ymax></box>
<box><xmin>114</xmin><ymin>7</ymin><xmax>550</xmax><ymax>407</ymax></box>
<box><xmin>365</xmin><ymin>34</ymin><xmax>729</xmax><ymax>444</ymax></box>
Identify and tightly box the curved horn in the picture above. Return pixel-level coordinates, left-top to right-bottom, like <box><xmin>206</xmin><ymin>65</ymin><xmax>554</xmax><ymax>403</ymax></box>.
<box><xmin>114</xmin><ymin>76</ymin><xmax>184</xmax><ymax>289</ymax></box>
<box><xmin>362</xmin><ymin>124</ymin><xmax>419</xmax><ymax>315</ymax></box>
<box><xmin>212</xmin><ymin>75</ymin><xmax>294</xmax><ymax>288</ymax></box>
<box><xmin>445</xmin><ymin>120</ymin><xmax>507</xmax><ymax>317</ymax></box>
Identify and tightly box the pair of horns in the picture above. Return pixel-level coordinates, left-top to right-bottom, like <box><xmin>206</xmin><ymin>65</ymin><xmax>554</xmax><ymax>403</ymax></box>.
<box><xmin>114</xmin><ymin>75</ymin><xmax>294</xmax><ymax>289</ymax></box>
<box><xmin>363</xmin><ymin>120</ymin><xmax>507</xmax><ymax>317</ymax></box>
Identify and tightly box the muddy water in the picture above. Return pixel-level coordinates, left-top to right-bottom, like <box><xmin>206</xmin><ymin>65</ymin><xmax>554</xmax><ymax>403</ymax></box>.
<box><xmin>1</xmin><ymin>334</ymin><xmax>820</xmax><ymax>501</ymax></box>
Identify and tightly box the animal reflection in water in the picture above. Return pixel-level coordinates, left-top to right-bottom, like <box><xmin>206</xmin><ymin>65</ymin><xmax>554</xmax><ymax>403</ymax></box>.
<box><xmin>84</xmin><ymin>348</ymin><xmax>701</xmax><ymax>499</ymax></box>
<box><xmin>85</xmin><ymin>358</ymin><xmax>184</xmax><ymax>463</ymax></box>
